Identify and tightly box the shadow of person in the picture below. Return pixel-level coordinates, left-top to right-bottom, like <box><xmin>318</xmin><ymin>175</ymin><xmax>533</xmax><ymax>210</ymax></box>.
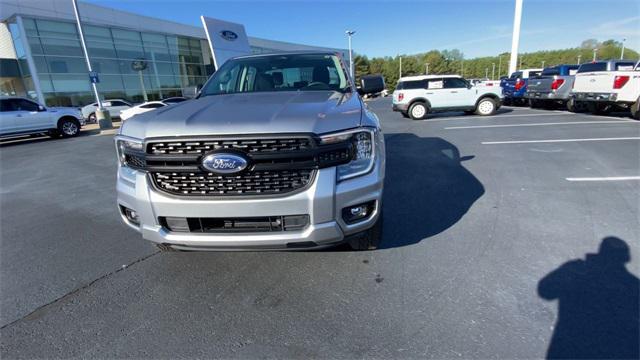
<box><xmin>379</xmin><ymin>134</ymin><xmax>485</xmax><ymax>249</ymax></box>
<box><xmin>538</xmin><ymin>237</ymin><xmax>639</xmax><ymax>359</ymax></box>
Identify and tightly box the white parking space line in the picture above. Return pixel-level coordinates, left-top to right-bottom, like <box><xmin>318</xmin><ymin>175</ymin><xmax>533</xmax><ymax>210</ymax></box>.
<box><xmin>566</xmin><ymin>176</ymin><xmax>640</xmax><ymax>182</ymax></box>
<box><xmin>423</xmin><ymin>112</ymin><xmax>574</xmax><ymax>122</ymax></box>
<box><xmin>482</xmin><ymin>137</ymin><xmax>640</xmax><ymax>145</ymax></box>
<box><xmin>446</xmin><ymin>120</ymin><xmax>636</xmax><ymax>130</ymax></box>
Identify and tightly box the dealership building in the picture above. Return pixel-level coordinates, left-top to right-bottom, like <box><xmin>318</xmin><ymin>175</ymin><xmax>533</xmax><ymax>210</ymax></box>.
<box><xmin>0</xmin><ymin>0</ymin><xmax>347</xmax><ymax>106</ymax></box>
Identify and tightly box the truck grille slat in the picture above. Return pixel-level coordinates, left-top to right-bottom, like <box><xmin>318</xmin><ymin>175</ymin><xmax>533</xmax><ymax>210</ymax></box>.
<box><xmin>149</xmin><ymin>138</ymin><xmax>313</xmax><ymax>155</ymax></box>
<box><xmin>151</xmin><ymin>170</ymin><xmax>314</xmax><ymax>196</ymax></box>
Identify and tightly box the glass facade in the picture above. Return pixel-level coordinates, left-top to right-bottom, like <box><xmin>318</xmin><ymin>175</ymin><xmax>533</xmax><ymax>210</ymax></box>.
<box><xmin>15</xmin><ymin>17</ymin><xmax>211</xmax><ymax>106</ymax></box>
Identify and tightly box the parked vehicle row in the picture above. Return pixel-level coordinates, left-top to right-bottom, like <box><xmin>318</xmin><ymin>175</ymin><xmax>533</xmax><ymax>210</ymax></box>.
<box><xmin>81</xmin><ymin>97</ymin><xmax>188</xmax><ymax>122</ymax></box>
<box><xmin>499</xmin><ymin>59</ymin><xmax>639</xmax><ymax>119</ymax></box>
<box><xmin>392</xmin><ymin>75</ymin><xmax>503</xmax><ymax>120</ymax></box>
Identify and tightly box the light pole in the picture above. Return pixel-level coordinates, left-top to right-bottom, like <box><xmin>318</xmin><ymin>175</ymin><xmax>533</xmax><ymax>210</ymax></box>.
<box><xmin>461</xmin><ymin>60</ymin><xmax>464</xmax><ymax>76</ymax></box>
<box><xmin>593</xmin><ymin>48</ymin><xmax>598</xmax><ymax>62</ymax></box>
<box><xmin>621</xmin><ymin>38</ymin><xmax>626</xmax><ymax>59</ymax></box>
<box><xmin>508</xmin><ymin>0</ymin><xmax>523</xmax><ymax>75</ymax></box>
<box><xmin>399</xmin><ymin>56</ymin><xmax>402</xmax><ymax>78</ymax></box>
<box><xmin>498</xmin><ymin>56</ymin><xmax>502</xmax><ymax>77</ymax></box>
<box><xmin>71</xmin><ymin>0</ymin><xmax>111</xmax><ymax>129</ymax></box>
<box><xmin>492</xmin><ymin>63</ymin><xmax>495</xmax><ymax>80</ymax></box>
<box><xmin>425</xmin><ymin>63</ymin><xmax>429</xmax><ymax>75</ymax></box>
<box><xmin>485</xmin><ymin>68</ymin><xmax>489</xmax><ymax>79</ymax></box>
<box><xmin>345</xmin><ymin>30</ymin><xmax>355</xmax><ymax>79</ymax></box>
<box><xmin>577</xmin><ymin>54</ymin><xmax>582</xmax><ymax>64</ymax></box>
<box><xmin>541</xmin><ymin>60</ymin><xmax>545</xmax><ymax>68</ymax></box>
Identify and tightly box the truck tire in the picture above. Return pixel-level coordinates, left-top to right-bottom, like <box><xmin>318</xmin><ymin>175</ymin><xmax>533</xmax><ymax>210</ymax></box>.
<box><xmin>88</xmin><ymin>112</ymin><xmax>97</xmax><ymax>123</ymax></box>
<box><xmin>58</xmin><ymin>117</ymin><xmax>80</xmax><ymax>137</ymax></box>
<box><xmin>566</xmin><ymin>99</ymin><xmax>576</xmax><ymax>112</ymax></box>
<box><xmin>475</xmin><ymin>98</ymin><xmax>497</xmax><ymax>116</ymax></box>
<box><xmin>630</xmin><ymin>99</ymin><xmax>640</xmax><ymax>120</ymax></box>
<box><xmin>408</xmin><ymin>102</ymin><xmax>428</xmax><ymax>120</ymax></box>
<box><xmin>347</xmin><ymin>213</ymin><xmax>383</xmax><ymax>251</ymax></box>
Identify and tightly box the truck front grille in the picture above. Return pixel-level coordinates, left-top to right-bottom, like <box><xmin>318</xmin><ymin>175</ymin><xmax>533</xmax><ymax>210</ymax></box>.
<box><xmin>123</xmin><ymin>134</ymin><xmax>352</xmax><ymax>198</ymax></box>
<box><xmin>151</xmin><ymin>169</ymin><xmax>314</xmax><ymax>196</ymax></box>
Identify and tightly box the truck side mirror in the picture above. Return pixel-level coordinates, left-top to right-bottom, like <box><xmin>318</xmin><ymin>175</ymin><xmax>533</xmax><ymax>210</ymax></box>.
<box><xmin>38</xmin><ymin>105</ymin><xmax>46</xmax><ymax>112</ymax></box>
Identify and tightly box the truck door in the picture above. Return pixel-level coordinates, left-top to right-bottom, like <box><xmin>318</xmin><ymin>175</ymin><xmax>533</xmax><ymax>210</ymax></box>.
<box><xmin>443</xmin><ymin>78</ymin><xmax>475</xmax><ymax>107</ymax></box>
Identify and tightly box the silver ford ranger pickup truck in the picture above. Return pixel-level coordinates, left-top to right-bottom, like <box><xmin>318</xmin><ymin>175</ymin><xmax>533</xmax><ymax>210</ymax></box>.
<box><xmin>115</xmin><ymin>52</ymin><xmax>385</xmax><ymax>251</ymax></box>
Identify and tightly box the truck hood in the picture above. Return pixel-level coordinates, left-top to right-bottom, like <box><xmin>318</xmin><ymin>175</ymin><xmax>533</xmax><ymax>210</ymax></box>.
<box><xmin>120</xmin><ymin>91</ymin><xmax>362</xmax><ymax>139</ymax></box>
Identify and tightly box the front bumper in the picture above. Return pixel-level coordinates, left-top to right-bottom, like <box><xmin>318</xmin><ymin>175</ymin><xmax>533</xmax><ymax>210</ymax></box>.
<box><xmin>116</xmin><ymin>157</ymin><xmax>385</xmax><ymax>250</ymax></box>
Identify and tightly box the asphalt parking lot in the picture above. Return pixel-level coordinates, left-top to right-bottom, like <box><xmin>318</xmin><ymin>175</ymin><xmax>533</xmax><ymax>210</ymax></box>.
<box><xmin>1</xmin><ymin>98</ymin><xmax>638</xmax><ymax>358</ymax></box>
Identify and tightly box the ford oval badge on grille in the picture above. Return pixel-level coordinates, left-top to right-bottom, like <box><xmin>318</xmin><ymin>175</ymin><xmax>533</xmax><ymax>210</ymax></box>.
<box><xmin>202</xmin><ymin>153</ymin><xmax>248</xmax><ymax>174</ymax></box>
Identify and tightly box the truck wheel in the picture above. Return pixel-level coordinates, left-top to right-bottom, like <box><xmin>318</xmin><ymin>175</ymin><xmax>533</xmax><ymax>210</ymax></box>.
<box><xmin>566</xmin><ymin>99</ymin><xmax>576</xmax><ymax>112</ymax></box>
<box><xmin>88</xmin><ymin>112</ymin><xmax>96</xmax><ymax>123</ymax></box>
<box><xmin>475</xmin><ymin>98</ymin><xmax>497</xmax><ymax>116</ymax></box>
<box><xmin>408</xmin><ymin>102</ymin><xmax>428</xmax><ymax>120</ymax></box>
<box><xmin>631</xmin><ymin>99</ymin><xmax>640</xmax><ymax>120</ymax></box>
<box><xmin>347</xmin><ymin>213</ymin><xmax>383</xmax><ymax>251</ymax></box>
<box><xmin>58</xmin><ymin>117</ymin><xmax>80</xmax><ymax>137</ymax></box>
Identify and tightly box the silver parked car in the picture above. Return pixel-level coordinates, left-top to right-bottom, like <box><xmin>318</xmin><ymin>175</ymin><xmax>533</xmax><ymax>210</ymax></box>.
<box><xmin>115</xmin><ymin>52</ymin><xmax>385</xmax><ymax>251</ymax></box>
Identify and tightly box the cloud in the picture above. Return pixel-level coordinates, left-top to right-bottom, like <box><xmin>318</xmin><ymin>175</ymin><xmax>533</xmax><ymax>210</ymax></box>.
<box><xmin>590</xmin><ymin>16</ymin><xmax>640</xmax><ymax>37</ymax></box>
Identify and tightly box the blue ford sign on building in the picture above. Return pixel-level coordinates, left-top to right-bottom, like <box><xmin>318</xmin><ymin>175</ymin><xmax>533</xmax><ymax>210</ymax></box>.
<box><xmin>200</xmin><ymin>16</ymin><xmax>251</xmax><ymax>69</ymax></box>
<box><xmin>201</xmin><ymin>153</ymin><xmax>249</xmax><ymax>174</ymax></box>
<box><xmin>219</xmin><ymin>30</ymin><xmax>238</xmax><ymax>41</ymax></box>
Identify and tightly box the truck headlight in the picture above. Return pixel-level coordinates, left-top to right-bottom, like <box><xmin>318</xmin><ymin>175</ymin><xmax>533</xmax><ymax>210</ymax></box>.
<box><xmin>321</xmin><ymin>128</ymin><xmax>376</xmax><ymax>182</ymax></box>
<box><xmin>115</xmin><ymin>136</ymin><xmax>143</xmax><ymax>166</ymax></box>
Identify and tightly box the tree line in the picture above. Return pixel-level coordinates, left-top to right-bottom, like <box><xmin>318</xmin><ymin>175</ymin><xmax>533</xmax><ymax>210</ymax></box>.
<box><xmin>354</xmin><ymin>39</ymin><xmax>639</xmax><ymax>91</ymax></box>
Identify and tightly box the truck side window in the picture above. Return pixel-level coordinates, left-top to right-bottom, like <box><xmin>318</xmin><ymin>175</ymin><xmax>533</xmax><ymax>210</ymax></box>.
<box><xmin>15</xmin><ymin>99</ymin><xmax>39</xmax><ymax>112</ymax></box>
<box><xmin>443</xmin><ymin>78</ymin><xmax>468</xmax><ymax>89</ymax></box>
<box><xmin>0</xmin><ymin>99</ymin><xmax>11</xmax><ymax>112</ymax></box>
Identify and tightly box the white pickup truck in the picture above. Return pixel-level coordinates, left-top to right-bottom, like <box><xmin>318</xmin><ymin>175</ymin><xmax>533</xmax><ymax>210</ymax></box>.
<box><xmin>571</xmin><ymin>60</ymin><xmax>639</xmax><ymax>119</ymax></box>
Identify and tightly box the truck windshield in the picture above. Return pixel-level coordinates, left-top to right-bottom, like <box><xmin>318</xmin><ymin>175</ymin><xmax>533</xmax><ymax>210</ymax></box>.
<box><xmin>200</xmin><ymin>54</ymin><xmax>349</xmax><ymax>96</ymax></box>
<box><xmin>578</xmin><ymin>62</ymin><xmax>607</xmax><ymax>73</ymax></box>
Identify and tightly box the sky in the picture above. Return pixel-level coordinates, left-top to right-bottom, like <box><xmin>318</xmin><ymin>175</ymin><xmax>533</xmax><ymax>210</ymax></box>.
<box><xmin>87</xmin><ymin>0</ymin><xmax>640</xmax><ymax>59</ymax></box>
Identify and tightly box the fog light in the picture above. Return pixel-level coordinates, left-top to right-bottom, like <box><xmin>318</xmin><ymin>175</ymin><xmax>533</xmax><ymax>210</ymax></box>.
<box><xmin>342</xmin><ymin>201</ymin><xmax>376</xmax><ymax>224</ymax></box>
<box><xmin>120</xmin><ymin>206</ymin><xmax>140</xmax><ymax>225</ymax></box>
<box><xmin>164</xmin><ymin>217</ymin><xmax>190</xmax><ymax>232</ymax></box>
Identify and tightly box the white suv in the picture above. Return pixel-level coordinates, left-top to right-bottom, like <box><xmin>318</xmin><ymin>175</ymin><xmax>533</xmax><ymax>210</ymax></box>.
<box><xmin>392</xmin><ymin>75</ymin><xmax>503</xmax><ymax>120</ymax></box>
<box><xmin>0</xmin><ymin>97</ymin><xmax>83</xmax><ymax>138</ymax></box>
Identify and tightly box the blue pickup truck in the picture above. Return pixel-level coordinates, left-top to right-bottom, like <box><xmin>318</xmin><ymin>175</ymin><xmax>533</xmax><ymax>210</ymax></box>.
<box><xmin>500</xmin><ymin>68</ymin><xmax>542</xmax><ymax>105</ymax></box>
